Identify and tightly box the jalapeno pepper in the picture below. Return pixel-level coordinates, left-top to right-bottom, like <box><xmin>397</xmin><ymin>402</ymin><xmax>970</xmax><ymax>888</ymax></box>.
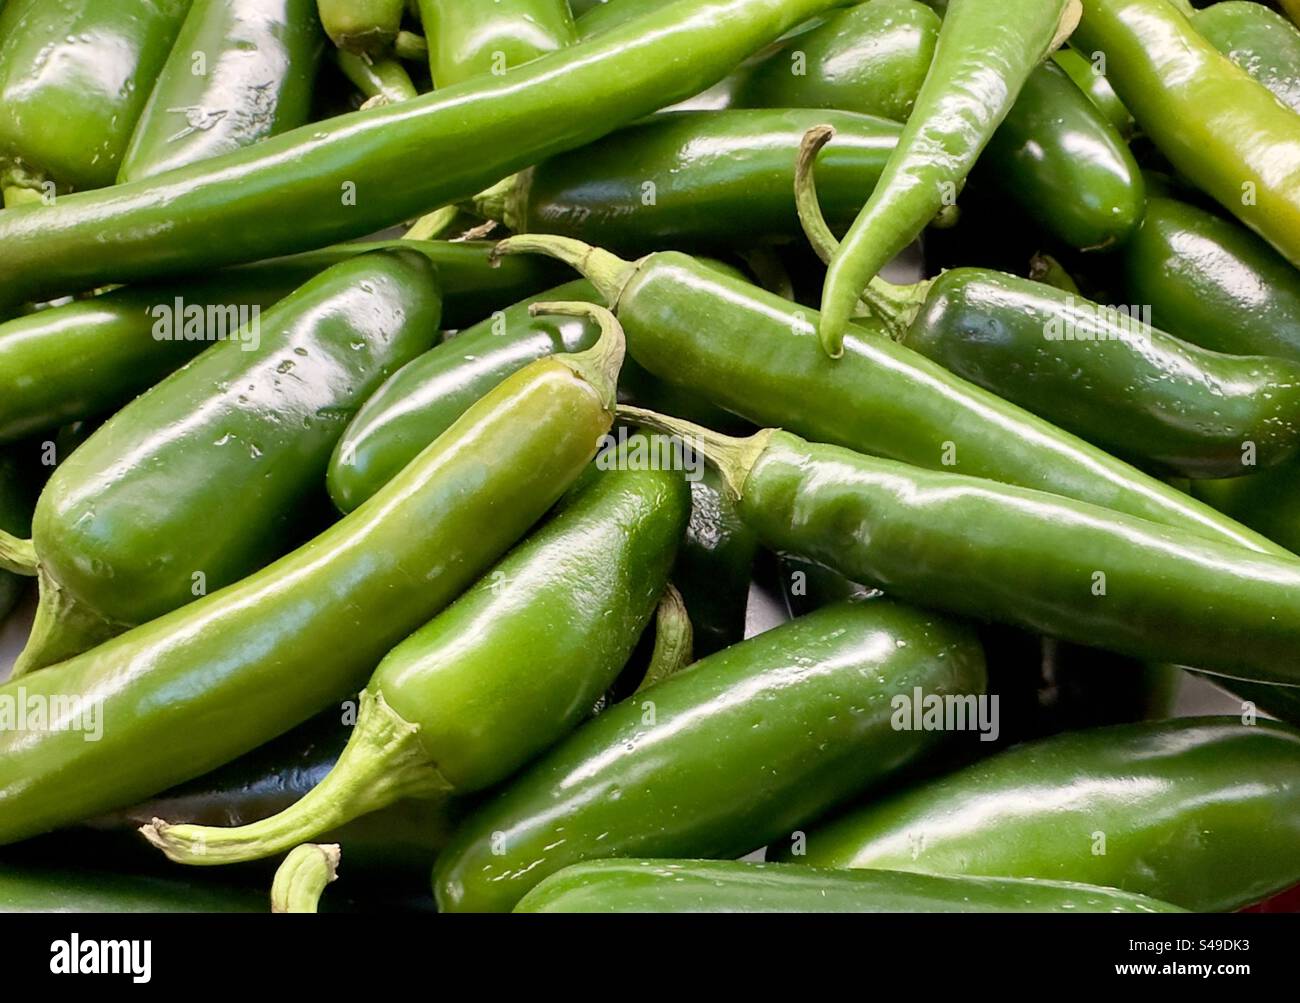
<box><xmin>818</xmin><ymin>0</ymin><xmax>1081</xmax><ymax>356</ymax></box>
<box><xmin>622</xmin><ymin>406</ymin><xmax>1300</xmax><ymax>686</ymax></box>
<box><xmin>494</xmin><ymin>235</ymin><xmax>1282</xmax><ymax>554</ymax></box>
<box><xmin>3</xmin><ymin>251</ymin><xmax>443</xmax><ymax>677</ymax></box>
<box><xmin>317</xmin><ymin>0</ymin><xmax>405</xmax><ymax>54</ymax></box>
<box><xmin>0</xmin><ymin>861</ymin><xmax>262</xmax><ymax>913</ymax></box>
<box><xmin>1051</xmin><ymin>45</ymin><xmax>1133</xmax><ymax>136</ymax></box>
<box><xmin>0</xmin><ymin>0</ymin><xmax>838</xmax><ymax>312</ymax></box>
<box><xmin>433</xmin><ymin>599</ymin><xmax>986</xmax><ymax>912</ymax></box>
<box><xmin>271</xmin><ymin>844</ymin><xmax>339</xmax><ymax>913</ymax></box>
<box><xmin>514</xmin><ymin>859</ymin><xmax>1185</xmax><ymax>913</ymax></box>
<box><xmin>143</xmin><ymin>437</ymin><xmax>688</xmax><ymax>865</ymax></box>
<box><xmin>0</xmin><ymin>302</ymin><xmax>622</xmax><ymax>845</ymax></box>
<box><xmin>1073</xmin><ymin>0</ymin><xmax>1300</xmax><ymax>271</ymax></box>
<box><xmin>1193</xmin><ymin>1</ymin><xmax>1300</xmax><ymax>115</ymax></box>
<box><xmin>775</xmin><ymin>717</ymin><xmax>1300</xmax><ymax>912</ymax></box>
<box><xmin>0</xmin><ymin>0</ymin><xmax>193</xmax><ymax>199</ymax></box>
<box><xmin>416</xmin><ymin>0</ymin><xmax>576</xmax><ymax>87</ymax></box>
<box><xmin>118</xmin><ymin>0</ymin><xmax>324</xmax><ymax>182</ymax></box>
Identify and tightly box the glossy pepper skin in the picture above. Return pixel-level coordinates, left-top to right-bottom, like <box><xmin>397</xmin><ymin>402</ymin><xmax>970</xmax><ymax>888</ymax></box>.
<box><xmin>0</xmin><ymin>862</ymin><xmax>262</xmax><ymax>914</ymax></box>
<box><xmin>1051</xmin><ymin>45</ymin><xmax>1133</xmax><ymax>136</ymax></box>
<box><xmin>819</xmin><ymin>0</ymin><xmax>1080</xmax><ymax>355</ymax></box>
<box><xmin>1123</xmin><ymin>197</ymin><xmax>1300</xmax><ymax>363</ymax></box>
<box><xmin>897</xmin><ymin>268</ymin><xmax>1300</xmax><ymax>479</ymax></box>
<box><xmin>515</xmin><ymin>859</ymin><xmax>1185</xmax><ymax>913</ymax></box>
<box><xmin>1193</xmin><ymin>1</ymin><xmax>1300</xmax><ymax>115</ymax></box>
<box><xmin>1194</xmin><ymin>466</ymin><xmax>1300</xmax><ymax>570</ymax></box>
<box><xmin>775</xmin><ymin>717</ymin><xmax>1300</xmax><ymax>913</ymax></box>
<box><xmin>317</xmin><ymin>0</ymin><xmax>404</xmax><ymax>54</ymax></box>
<box><xmin>417</xmin><ymin>0</ymin><xmax>576</xmax><ymax>87</ymax></box>
<box><xmin>496</xmin><ymin>237</ymin><xmax>1283</xmax><ymax>555</ymax></box>
<box><xmin>0</xmin><ymin>314</ymin><xmax>619</xmax><ymax>845</ymax></box>
<box><xmin>434</xmin><ymin>600</ymin><xmax>987</xmax><ymax>912</ymax></box>
<box><xmin>0</xmin><ymin>451</ymin><xmax>33</xmax><ymax>621</ymax></box>
<box><xmin>0</xmin><ymin>0</ymin><xmax>192</xmax><ymax>196</ymax></box>
<box><xmin>329</xmin><ymin>279</ymin><xmax>601</xmax><ymax>513</ymax></box>
<box><xmin>1073</xmin><ymin>0</ymin><xmax>1300</xmax><ymax>270</ymax></box>
<box><xmin>477</xmin><ymin>109</ymin><xmax>901</xmax><ymax>255</ymax></box>
<box><xmin>143</xmin><ymin>445</ymin><xmax>689</xmax><ymax>865</ymax></box>
<box><xmin>0</xmin><ymin>0</ymin><xmax>838</xmax><ymax>311</ymax></box>
<box><xmin>678</xmin><ymin>423</ymin><xmax>1300</xmax><ymax>685</ymax></box>
<box><xmin>118</xmin><ymin>0</ymin><xmax>323</xmax><ymax>182</ymax></box>
<box><xmin>13</xmin><ymin>252</ymin><xmax>442</xmax><ymax>675</ymax></box>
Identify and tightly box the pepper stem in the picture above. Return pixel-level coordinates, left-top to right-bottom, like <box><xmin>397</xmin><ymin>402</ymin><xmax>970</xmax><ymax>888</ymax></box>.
<box><xmin>532</xmin><ymin>301</ymin><xmax>625</xmax><ymax>412</ymax></box>
<box><xmin>404</xmin><ymin>205</ymin><xmax>459</xmax><ymax>241</ymax></box>
<box><xmin>636</xmin><ymin>584</ymin><xmax>694</xmax><ymax>693</ymax></box>
<box><xmin>1051</xmin><ymin>0</ymin><xmax>1084</xmax><ymax>53</ymax></box>
<box><xmin>9</xmin><ymin>570</ymin><xmax>126</xmax><ymax>677</ymax></box>
<box><xmin>140</xmin><ymin>689</ymin><xmax>453</xmax><ymax>865</ymax></box>
<box><xmin>471</xmin><ymin>173</ymin><xmax>524</xmax><ymax>231</ymax></box>
<box><xmin>271</xmin><ymin>844</ymin><xmax>340</xmax><ymax>914</ymax></box>
<box><xmin>491</xmin><ymin>234</ymin><xmax>638</xmax><ymax>309</ymax></box>
<box><xmin>0</xmin><ymin>530</ymin><xmax>36</xmax><ymax>576</ymax></box>
<box><xmin>618</xmin><ymin>405</ymin><xmax>772</xmax><ymax>502</ymax></box>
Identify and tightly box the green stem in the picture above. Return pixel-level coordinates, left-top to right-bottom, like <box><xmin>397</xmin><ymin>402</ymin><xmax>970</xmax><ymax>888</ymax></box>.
<box><xmin>490</xmin><ymin>234</ymin><xmax>637</xmax><ymax>309</ymax></box>
<box><xmin>271</xmin><ymin>844</ymin><xmax>340</xmax><ymax>914</ymax></box>
<box><xmin>636</xmin><ymin>583</ymin><xmax>694</xmax><ymax>692</ymax></box>
<box><xmin>617</xmin><ymin>405</ymin><xmax>771</xmax><ymax>502</ymax></box>
<box><xmin>0</xmin><ymin>530</ymin><xmax>36</xmax><ymax>576</ymax></box>
<box><xmin>140</xmin><ymin>689</ymin><xmax>452</xmax><ymax>865</ymax></box>
<box><xmin>404</xmin><ymin>204</ymin><xmax>459</xmax><ymax>241</ymax></box>
<box><xmin>532</xmin><ymin>301</ymin><xmax>625</xmax><ymax>411</ymax></box>
<box><xmin>334</xmin><ymin>50</ymin><xmax>419</xmax><ymax>104</ymax></box>
<box><xmin>10</xmin><ymin>569</ymin><xmax>126</xmax><ymax>677</ymax></box>
<box><xmin>393</xmin><ymin>30</ymin><xmax>428</xmax><ymax>63</ymax></box>
<box><xmin>471</xmin><ymin>173</ymin><xmax>523</xmax><ymax>230</ymax></box>
<box><xmin>1028</xmin><ymin>253</ymin><xmax>1081</xmax><ymax>295</ymax></box>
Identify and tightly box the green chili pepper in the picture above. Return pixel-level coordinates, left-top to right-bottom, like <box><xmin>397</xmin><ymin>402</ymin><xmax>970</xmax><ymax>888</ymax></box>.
<box><xmin>317</xmin><ymin>0</ymin><xmax>404</xmax><ymax>54</ymax></box>
<box><xmin>417</xmin><ymin>0</ymin><xmax>576</xmax><ymax>87</ymax></box>
<box><xmin>1073</xmin><ymin>0</ymin><xmax>1300</xmax><ymax>271</ymax></box>
<box><xmin>2</xmin><ymin>251</ymin><xmax>443</xmax><ymax>677</ymax></box>
<box><xmin>775</xmin><ymin>717</ymin><xmax>1300</xmax><ymax>912</ymax></box>
<box><xmin>1051</xmin><ymin>45</ymin><xmax>1133</xmax><ymax>136</ymax></box>
<box><xmin>1194</xmin><ymin>467</ymin><xmax>1300</xmax><ymax>574</ymax></box>
<box><xmin>514</xmin><ymin>859</ymin><xmax>1185</xmax><ymax>913</ymax></box>
<box><xmin>0</xmin><ymin>0</ymin><xmax>193</xmax><ymax>199</ymax></box>
<box><xmin>142</xmin><ymin>444</ymin><xmax>688</xmax><ymax>865</ymax></box>
<box><xmin>0</xmin><ymin>450</ymin><xmax>34</xmax><ymax>622</ymax></box>
<box><xmin>271</xmin><ymin>844</ymin><xmax>340</xmax><ymax>913</ymax></box>
<box><xmin>623</xmin><ymin>405</ymin><xmax>1300</xmax><ymax>686</ymax></box>
<box><xmin>1124</xmin><ymin>197</ymin><xmax>1300</xmax><ymax>363</ymax></box>
<box><xmin>0</xmin><ymin>0</ymin><xmax>837</xmax><ymax>312</ymax></box>
<box><xmin>818</xmin><ymin>0</ymin><xmax>1081</xmax><ymax>356</ymax></box>
<box><xmin>475</xmin><ymin>109</ymin><xmax>901</xmax><ymax>254</ymax></box>
<box><xmin>119</xmin><ymin>0</ymin><xmax>323</xmax><ymax>182</ymax></box>
<box><xmin>0</xmin><ymin>301</ymin><xmax>622</xmax><ymax>845</ymax></box>
<box><xmin>335</xmin><ymin>50</ymin><xmax>420</xmax><ymax>104</ymax></box>
<box><xmin>494</xmin><ymin>235</ymin><xmax>1282</xmax><ymax>554</ymax></box>
<box><xmin>433</xmin><ymin>599</ymin><xmax>987</xmax><ymax>913</ymax></box>
<box><xmin>0</xmin><ymin>861</ymin><xmax>262</xmax><ymax>913</ymax></box>
<box><xmin>1193</xmin><ymin>1</ymin><xmax>1300</xmax><ymax>115</ymax></box>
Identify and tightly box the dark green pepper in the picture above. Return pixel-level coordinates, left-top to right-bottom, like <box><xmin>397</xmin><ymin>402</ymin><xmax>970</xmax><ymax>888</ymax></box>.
<box><xmin>775</xmin><ymin>717</ymin><xmax>1300</xmax><ymax>913</ymax></box>
<box><xmin>515</xmin><ymin>859</ymin><xmax>1185</xmax><ymax>913</ymax></box>
<box><xmin>434</xmin><ymin>599</ymin><xmax>987</xmax><ymax>912</ymax></box>
<box><xmin>0</xmin><ymin>861</ymin><xmax>262</xmax><ymax>913</ymax></box>
<box><xmin>1193</xmin><ymin>1</ymin><xmax>1300</xmax><ymax>115</ymax></box>
<box><xmin>0</xmin><ymin>301</ymin><xmax>622</xmax><ymax>845</ymax></box>
<box><xmin>416</xmin><ymin>0</ymin><xmax>576</xmax><ymax>87</ymax></box>
<box><xmin>119</xmin><ymin>0</ymin><xmax>324</xmax><ymax>182</ymax></box>
<box><xmin>0</xmin><ymin>0</ymin><xmax>192</xmax><ymax>198</ymax></box>
<box><xmin>4</xmin><ymin>251</ymin><xmax>442</xmax><ymax>676</ymax></box>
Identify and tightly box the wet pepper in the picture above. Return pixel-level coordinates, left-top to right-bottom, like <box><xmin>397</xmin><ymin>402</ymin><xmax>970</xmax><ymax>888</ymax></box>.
<box><xmin>1193</xmin><ymin>1</ymin><xmax>1300</xmax><ymax>115</ymax></box>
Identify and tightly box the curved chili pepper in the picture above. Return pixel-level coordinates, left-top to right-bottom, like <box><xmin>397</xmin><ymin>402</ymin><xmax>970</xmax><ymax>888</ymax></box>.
<box><xmin>0</xmin><ymin>0</ymin><xmax>838</xmax><ymax>312</ymax></box>
<box><xmin>433</xmin><ymin>599</ymin><xmax>987</xmax><ymax>913</ymax></box>
<box><xmin>317</xmin><ymin>0</ymin><xmax>404</xmax><ymax>55</ymax></box>
<box><xmin>0</xmin><ymin>302</ymin><xmax>622</xmax><ymax>845</ymax></box>
<box><xmin>119</xmin><ymin>0</ymin><xmax>324</xmax><ymax>182</ymax></box>
<box><xmin>622</xmin><ymin>406</ymin><xmax>1300</xmax><ymax>686</ymax></box>
<box><xmin>818</xmin><ymin>0</ymin><xmax>1081</xmax><ymax>356</ymax></box>
<box><xmin>271</xmin><ymin>844</ymin><xmax>339</xmax><ymax>913</ymax></box>
<box><xmin>1072</xmin><ymin>0</ymin><xmax>1300</xmax><ymax>270</ymax></box>
<box><xmin>0</xmin><ymin>0</ymin><xmax>192</xmax><ymax>200</ymax></box>
<box><xmin>493</xmin><ymin>235</ymin><xmax>1283</xmax><ymax>554</ymax></box>
<box><xmin>1193</xmin><ymin>1</ymin><xmax>1300</xmax><ymax>115</ymax></box>
<box><xmin>515</xmin><ymin>859</ymin><xmax>1185</xmax><ymax>913</ymax></box>
<box><xmin>3</xmin><ymin>251</ymin><xmax>442</xmax><ymax>677</ymax></box>
<box><xmin>416</xmin><ymin>0</ymin><xmax>576</xmax><ymax>87</ymax></box>
<box><xmin>142</xmin><ymin>443</ymin><xmax>688</xmax><ymax>865</ymax></box>
<box><xmin>774</xmin><ymin>717</ymin><xmax>1300</xmax><ymax>912</ymax></box>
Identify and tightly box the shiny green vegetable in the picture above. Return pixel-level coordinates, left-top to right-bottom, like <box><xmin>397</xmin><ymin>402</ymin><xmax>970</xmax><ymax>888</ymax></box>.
<box><xmin>318</xmin><ymin>0</ymin><xmax>404</xmax><ymax>54</ymax></box>
<box><xmin>0</xmin><ymin>0</ymin><xmax>192</xmax><ymax>198</ymax></box>
<box><xmin>271</xmin><ymin>844</ymin><xmax>339</xmax><ymax>913</ymax></box>
<box><xmin>417</xmin><ymin>0</ymin><xmax>576</xmax><ymax>87</ymax></box>
<box><xmin>0</xmin><ymin>0</ymin><xmax>838</xmax><ymax>312</ymax></box>
<box><xmin>495</xmin><ymin>235</ymin><xmax>1284</xmax><ymax>554</ymax></box>
<box><xmin>0</xmin><ymin>862</ymin><xmax>262</xmax><ymax>913</ymax></box>
<box><xmin>1193</xmin><ymin>1</ymin><xmax>1300</xmax><ymax>114</ymax></box>
<box><xmin>119</xmin><ymin>0</ymin><xmax>323</xmax><ymax>182</ymax></box>
<box><xmin>776</xmin><ymin>717</ymin><xmax>1300</xmax><ymax>912</ymax></box>
<box><xmin>336</xmin><ymin>50</ymin><xmax>419</xmax><ymax>104</ymax></box>
<box><xmin>623</xmin><ymin>406</ymin><xmax>1300</xmax><ymax>686</ymax></box>
<box><xmin>819</xmin><ymin>0</ymin><xmax>1080</xmax><ymax>356</ymax></box>
<box><xmin>0</xmin><ymin>303</ymin><xmax>621</xmax><ymax>845</ymax></box>
<box><xmin>143</xmin><ymin>445</ymin><xmax>688</xmax><ymax>864</ymax></box>
<box><xmin>515</xmin><ymin>859</ymin><xmax>1186</xmax><ymax>913</ymax></box>
<box><xmin>3</xmin><ymin>252</ymin><xmax>442</xmax><ymax>676</ymax></box>
<box><xmin>434</xmin><ymin>599</ymin><xmax>987</xmax><ymax>912</ymax></box>
<box><xmin>1051</xmin><ymin>45</ymin><xmax>1133</xmax><ymax>135</ymax></box>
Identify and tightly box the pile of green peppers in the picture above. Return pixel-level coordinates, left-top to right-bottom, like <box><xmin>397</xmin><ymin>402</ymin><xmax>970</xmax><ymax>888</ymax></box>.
<box><xmin>0</xmin><ymin>0</ymin><xmax>1298</xmax><ymax>920</ymax></box>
